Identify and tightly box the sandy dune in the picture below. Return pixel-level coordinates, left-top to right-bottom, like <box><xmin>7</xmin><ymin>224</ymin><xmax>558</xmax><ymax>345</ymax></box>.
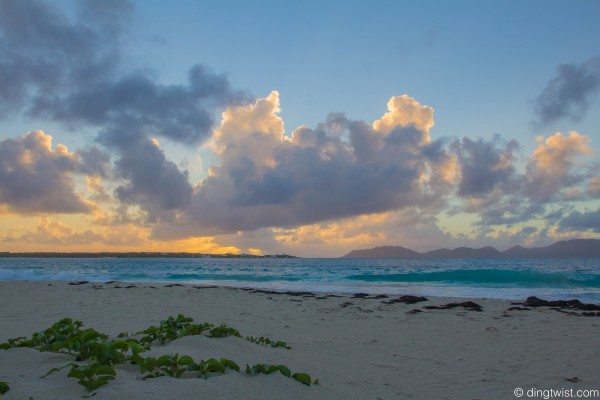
<box><xmin>1</xmin><ymin>281</ymin><xmax>598</xmax><ymax>399</ymax></box>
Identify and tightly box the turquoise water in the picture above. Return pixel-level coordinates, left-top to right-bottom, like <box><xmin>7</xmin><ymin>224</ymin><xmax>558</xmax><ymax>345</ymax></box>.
<box><xmin>1</xmin><ymin>257</ymin><xmax>600</xmax><ymax>302</ymax></box>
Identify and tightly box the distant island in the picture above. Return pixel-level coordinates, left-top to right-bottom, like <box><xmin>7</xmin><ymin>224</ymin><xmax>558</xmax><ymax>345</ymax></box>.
<box><xmin>342</xmin><ymin>239</ymin><xmax>600</xmax><ymax>258</ymax></box>
<box><xmin>0</xmin><ymin>252</ymin><xmax>297</xmax><ymax>259</ymax></box>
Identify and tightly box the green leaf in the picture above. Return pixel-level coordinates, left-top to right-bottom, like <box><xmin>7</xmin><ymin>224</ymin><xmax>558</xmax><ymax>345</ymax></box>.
<box><xmin>277</xmin><ymin>365</ymin><xmax>291</xmax><ymax>377</ymax></box>
<box><xmin>157</xmin><ymin>355</ymin><xmax>172</xmax><ymax>366</ymax></box>
<box><xmin>221</xmin><ymin>358</ymin><xmax>240</xmax><ymax>372</ymax></box>
<box><xmin>67</xmin><ymin>368</ymin><xmax>86</xmax><ymax>380</ymax></box>
<box><xmin>95</xmin><ymin>365</ymin><xmax>116</xmax><ymax>376</ymax></box>
<box><xmin>179</xmin><ymin>355</ymin><xmax>195</xmax><ymax>366</ymax></box>
<box><xmin>0</xmin><ymin>381</ymin><xmax>9</xmax><ymax>394</ymax></box>
<box><xmin>80</xmin><ymin>377</ymin><xmax>113</xmax><ymax>392</ymax></box>
<box><xmin>129</xmin><ymin>343</ymin><xmax>145</xmax><ymax>356</ymax></box>
<box><xmin>292</xmin><ymin>372</ymin><xmax>312</xmax><ymax>386</ymax></box>
<box><xmin>266</xmin><ymin>365</ymin><xmax>279</xmax><ymax>375</ymax></box>
<box><xmin>206</xmin><ymin>358</ymin><xmax>225</xmax><ymax>373</ymax></box>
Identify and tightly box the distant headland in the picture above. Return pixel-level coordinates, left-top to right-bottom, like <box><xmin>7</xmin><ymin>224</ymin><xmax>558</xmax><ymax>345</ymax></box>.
<box><xmin>342</xmin><ymin>239</ymin><xmax>600</xmax><ymax>258</ymax></box>
<box><xmin>0</xmin><ymin>252</ymin><xmax>298</xmax><ymax>259</ymax></box>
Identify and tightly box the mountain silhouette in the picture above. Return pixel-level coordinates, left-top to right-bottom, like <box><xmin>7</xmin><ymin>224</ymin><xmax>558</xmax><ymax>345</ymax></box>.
<box><xmin>341</xmin><ymin>239</ymin><xmax>600</xmax><ymax>258</ymax></box>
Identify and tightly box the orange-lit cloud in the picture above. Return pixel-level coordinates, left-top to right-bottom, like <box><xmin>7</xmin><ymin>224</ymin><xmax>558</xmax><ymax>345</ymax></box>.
<box><xmin>0</xmin><ymin>216</ymin><xmax>244</xmax><ymax>254</ymax></box>
<box><xmin>372</xmin><ymin>95</ymin><xmax>435</xmax><ymax>143</ymax></box>
<box><xmin>526</xmin><ymin>131</ymin><xmax>594</xmax><ymax>202</ymax></box>
<box><xmin>0</xmin><ymin>131</ymin><xmax>95</xmax><ymax>214</ymax></box>
<box><xmin>155</xmin><ymin>92</ymin><xmax>455</xmax><ymax>241</ymax></box>
<box><xmin>1</xmin><ymin>97</ymin><xmax>599</xmax><ymax>255</ymax></box>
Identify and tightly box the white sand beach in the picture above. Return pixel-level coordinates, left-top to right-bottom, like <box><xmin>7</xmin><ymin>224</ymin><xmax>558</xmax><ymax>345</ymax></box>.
<box><xmin>1</xmin><ymin>281</ymin><xmax>599</xmax><ymax>400</ymax></box>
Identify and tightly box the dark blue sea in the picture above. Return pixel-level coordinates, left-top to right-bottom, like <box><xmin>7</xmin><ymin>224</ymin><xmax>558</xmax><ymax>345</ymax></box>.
<box><xmin>1</xmin><ymin>257</ymin><xmax>600</xmax><ymax>302</ymax></box>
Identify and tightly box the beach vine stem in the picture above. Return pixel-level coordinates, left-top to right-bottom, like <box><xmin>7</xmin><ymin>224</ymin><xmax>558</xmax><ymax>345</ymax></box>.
<box><xmin>0</xmin><ymin>314</ymin><xmax>316</xmax><ymax>394</ymax></box>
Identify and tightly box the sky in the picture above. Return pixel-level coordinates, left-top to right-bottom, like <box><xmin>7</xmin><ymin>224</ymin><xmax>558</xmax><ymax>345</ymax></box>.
<box><xmin>1</xmin><ymin>0</ymin><xmax>600</xmax><ymax>257</ymax></box>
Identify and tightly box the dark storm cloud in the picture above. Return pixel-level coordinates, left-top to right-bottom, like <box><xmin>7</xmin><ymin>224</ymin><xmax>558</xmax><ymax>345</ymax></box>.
<box><xmin>0</xmin><ymin>0</ymin><xmax>121</xmax><ymax>117</ymax></box>
<box><xmin>534</xmin><ymin>55</ymin><xmax>600</xmax><ymax>125</ymax></box>
<box><xmin>0</xmin><ymin>131</ymin><xmax>91</xmax><ymax>213</ymax></box>
<box><xmin>76</xmin><ymin>147</ymin><xmax>112</xmax><ymax>178</ymax></box>
<box><xmin>559</xmin><ymin>208</ymin><xmax>600</xmax><ymax>233</ymax></box>
<box><xmin>451</xmin><ymin>135</ymin><xmax>519</xmax><ymax>198</ymax></box>
<box><xmin>0</xmin><ymin>0</ymin><xmax>247</xmax><ymax>217</ymax></box>
<box><xmin>152</xmin><ymin>93</ymin><xmax>456</xmax><ymax>238</ymax></box>
<box><xmin>448</xmin><ymin>130</ymin><xmax>597</xmax><ymax>229</ymax></box>
<box><xmin>115</xmin><ymin>138</ymin><xmax>193</xmax><ymax>217</ymax></box>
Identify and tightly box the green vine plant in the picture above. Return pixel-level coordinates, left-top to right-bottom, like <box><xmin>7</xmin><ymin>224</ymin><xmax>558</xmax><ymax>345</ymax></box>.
<box><xmin>0</xmin><ymin>315</ymin><xmax>317</xmax><ymax>394</ymax></box>
<box><xmin>245</xmin><ymin>364</ymin><xmax>318</xmax><ymax>385</ymax></box>
<box><xmin>67</xmin><ymin>359</ymin><xmax>117</xmax><ymax>392</ymax></box>
<box><xmin>245</xmin><ymin>336</ymin><xmax>291</xmax><ymax>349</ymax></box>
<box><xmin>130</xmin><ymin>353</ymin><xmax>314</xmax><ymax>383</ymax></box>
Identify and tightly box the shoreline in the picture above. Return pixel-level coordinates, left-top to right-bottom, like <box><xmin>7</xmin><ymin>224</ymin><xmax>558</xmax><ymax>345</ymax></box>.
<box><xmin>1</xmin><ymin>280</ymin><xmax>599</xmax><ymax>399</ymax></box>
<box><xmin>3</xmin><ymin>256</ymin><xmax>600</xmax><ymax>303</ymax></box>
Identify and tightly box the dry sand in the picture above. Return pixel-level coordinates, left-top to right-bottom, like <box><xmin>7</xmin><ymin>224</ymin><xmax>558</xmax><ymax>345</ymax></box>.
<box><xmin>0</xmin><ymin>280</ymin><xmax>599</xmax><ymax>399</ymax></box>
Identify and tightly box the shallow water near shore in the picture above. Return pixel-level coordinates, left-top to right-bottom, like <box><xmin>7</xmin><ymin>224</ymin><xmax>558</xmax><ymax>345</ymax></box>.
<box><xmin>1</xmin><ymin>257</ymin><xmax>600</xmax><ymax>302</ymax></box>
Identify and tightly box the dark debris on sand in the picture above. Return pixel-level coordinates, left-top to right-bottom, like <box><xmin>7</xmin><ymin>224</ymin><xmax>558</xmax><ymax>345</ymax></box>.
<box><xmin>352</xmin><ymin>293</ymin><xmax>389</xmax><ymax>299</ymax></box>
<box><xmin>513</xmin><ymin>296</ymin><xmax>600</xmax><ymax>311</ymax></box>
<box><xmin>382</xmin><ymin>295</ymin><xmax>428</xmax><ymax>305</ymax></box>
<box><xmin>509</xmin><ymin>296</ymin><xmax>600</xmax><ymax>316</ymax></box>
<box><xmin>424</xmin><ymin>301</ymin><xmax>483</xmax><ymax>312</ymax></box>
<box><xmin>243</xmin><ymin>288</ymin><xmax>316</xmax><ymax>297</ymax></box>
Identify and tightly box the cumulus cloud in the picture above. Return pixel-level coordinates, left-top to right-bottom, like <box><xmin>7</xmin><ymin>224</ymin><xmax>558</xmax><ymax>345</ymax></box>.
<box><xmin>0</xmin><ymin>217</ymin><xmax>150</xmax><ymax>249</ymax></box>
<box><xmin>588</xmin><ymin>176</ymin><xmax>600</xmax><ymax>196</ymax></box>
<box><xmin>534</xmin><ymin>55</ymin><xmax>600</xmax><ymax>125</ymax></box>
<box><xmin>452</xmin><ymin>135</ymin><xmax>519</xmax><ymax>198</ymax></box>
<box><xmin>114</xmin><ymin>138</ymin><xmax>192</xmax><ymax>217</ymax></box>
<box><xmin>525</xmin><ymin>131</ymin><xmax>594</xmax><ymax>202</ymax></box>
<box><xmin>0</xmin><ymin>0</ymin><xmax>247</xmax><ymax>218</ymax></box>
<box><xmin>0</xmin><ymin>131</ymin><xmax>94</xmax><ymax>213</ymax></box>
<box><xmin>144</xmin><ymin>90</ymin><xmax>599</xmax><ymax>242</ymax></box>
<box><xmin>559</xmin><ymin>208</ymin><xmax>600</xmax><ymax>233</ymax></box>
<box><xmin>2</xmin><ymin>0</ymin><xmax>599</xmax><ymax>250</ymax></box>
<box><xmin>153</xmin><ymin>92</ymin><xmax>456</xmax><ymax>238</ymax></box>
<box><xmin>372</xmin><ymin>94</ymin><xmax>435</xmax><ymax>143</ymax></box>
<box><xmin>446</xmin><ymin>129</ymin><xmax>597</xmax><ymax>229</ymax></box>
<box><xmin>0</xmin><ymin>0</ymin><xmax>125</xmax><ymax>116</ymax></box>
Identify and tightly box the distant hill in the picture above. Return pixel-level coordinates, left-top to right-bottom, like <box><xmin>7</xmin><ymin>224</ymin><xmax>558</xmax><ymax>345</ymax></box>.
<box><xmin>341</xmin><ymin>239</ymin><xmax>600</xmax><ymax>258</ymax></box>
<box><xmin>343</xmin><ymin>245</ymin><xmax>420</xmax><ymax>259</ymax></box>
<box><xmin>502</xmin><ymin>239</ymin><xmax>600</xmax><ymax>258</ymax></box>
<box><xmin>422</xmin><ymin>246</ymin><xmax>503</xmax><ymax>259</ymax></box>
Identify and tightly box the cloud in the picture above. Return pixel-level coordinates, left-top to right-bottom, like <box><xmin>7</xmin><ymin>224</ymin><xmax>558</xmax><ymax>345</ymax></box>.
<box><xmin>152</xmin><ymin>92</ymin><xmax>456</xmax><ymax>238</ymax></box>
<box><xmin>525</xmin><ymin>131</ymin><xmax>594</xmax><ymax>202</ymax></box>
<box><xmin>452</xmin><ymin>135</ymin><xmax>519</xmax><ymax>198</ymax></box>
<box><xmin>0</xmin><ymin>0</ymin><xmax>124</xmax><ymax>116</ymax></box>
<box><xmin>146</xmin><ymin>91</ymin><xmax>598</xmax><ymax>242</ymax></box>
<box><xmin>588</xmin><ymin>176</ymin><xmax>600</xmax><ymax>196</ymax></box>
<box><xmin>0</xmin><ymin>0</ymin><xmax>248</xmax><ymax>218</ymax></box>
<box><xmin>447</xmin><ymin>130</ymin><xmax>597</xmax><ymax>228</ymax></box>
<box><xmin>0</xmin><ymin>216</ymin><xmax>245</xmax><ymax>253</ymax></box>
<box><xmin>559</xmin><ymin>208</ymin><xmax>600</xmax><ymax>233</ymax></box>
<box><xmin>0</xmin><ymin>131</ymin><xmax>93</xmax><ymax>213</ymax></box>
<box><xmin>267</xmin><ymin>209</ymin><xmax>453</xmax><ymax>256</ymax></box>
<box><xmin>534</xmin><ymin>55</ymin><xmax>600</xmax><ymax>125</ymax></box>
<box><xmin>372</xmin><ymin>94</ymin><xmax>435</xmax><ymax>143</ymax></box>
<box><xmin>114</xmin><ymin>138</ymin><xmax>193</xmax><ymax>217</ymax></box>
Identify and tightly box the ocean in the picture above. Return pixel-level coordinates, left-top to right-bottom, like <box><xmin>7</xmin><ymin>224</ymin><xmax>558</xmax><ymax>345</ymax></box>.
<box><xmin>1</xmin><ymin>257</ymin><xmax>600</xmax><ymax>302</ymax></box>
